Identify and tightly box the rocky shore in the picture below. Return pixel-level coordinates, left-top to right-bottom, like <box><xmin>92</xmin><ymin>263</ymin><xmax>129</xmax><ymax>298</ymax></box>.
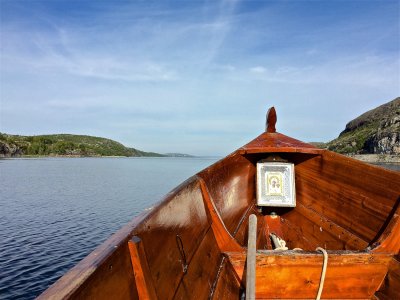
<box><xmin>327</xmin><ymin>97</ymin><xmax>399</xmax><ymax>155</ymax></box>
<box><xmin>348</xmin><ymin>154</ymin><xmax>400</xmax><ymax>163</ymax></box>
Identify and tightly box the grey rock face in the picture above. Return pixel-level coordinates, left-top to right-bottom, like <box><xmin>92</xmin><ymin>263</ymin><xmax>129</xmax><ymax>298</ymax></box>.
<box><xmin>0</xmin><ymin>141</ymin><xmax>23</xmax><ymax>157</ymax></box>
<box><xmin>365</xmin><ymin>114</ymin><xmax>400</xmax><ymax>154</ymax></box>
<box><xmin>329</xmin><ymin>97</ymin><xmax>400</xmax><ymax>155</ymax></box>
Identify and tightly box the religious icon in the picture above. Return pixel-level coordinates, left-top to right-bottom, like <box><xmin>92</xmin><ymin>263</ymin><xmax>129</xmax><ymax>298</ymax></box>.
<box><xmin>266</xmin><ymin>173</ymin><xmax>283</xmax><ymax>196</ymax></box>
<box><xmin>256</xmin><ymin>162</ymin><xmax>296</xmax><ymax>207</ymax></box>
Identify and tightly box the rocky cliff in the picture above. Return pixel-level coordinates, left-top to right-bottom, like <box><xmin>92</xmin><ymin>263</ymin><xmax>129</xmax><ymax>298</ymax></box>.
<box><xmin>327</xmin><ymin>97</ymin><xmax>400</xmax><ymax>154</ymax></box>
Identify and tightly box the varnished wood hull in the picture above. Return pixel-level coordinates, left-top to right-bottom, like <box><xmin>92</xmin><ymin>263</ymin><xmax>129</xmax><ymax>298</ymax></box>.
<box><xmin>38</xmin><ymin>115</ymin><xmax>400</xmax><ymax>299</ymax></box>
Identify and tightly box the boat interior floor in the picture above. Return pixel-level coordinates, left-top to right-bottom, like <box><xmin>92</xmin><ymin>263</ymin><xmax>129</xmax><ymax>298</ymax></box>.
<box><xmin>209</xmin><ymin>202</ymin><xmax>400</xmax><ymax>299</ymax></box>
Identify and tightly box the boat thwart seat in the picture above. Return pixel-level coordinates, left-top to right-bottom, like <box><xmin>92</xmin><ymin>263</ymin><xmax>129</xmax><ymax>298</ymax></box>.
<box><xmin>224</xmin><ymin>250</ymin><xmax>391</xmax><ymax>299</ymax></box>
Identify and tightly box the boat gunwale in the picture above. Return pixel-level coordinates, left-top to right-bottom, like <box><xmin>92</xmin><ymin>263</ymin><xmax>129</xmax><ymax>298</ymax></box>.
<box><xmin>37</xmin><ymin>175</ymin><xmax>203</xmax><ymax>299</ymax></box>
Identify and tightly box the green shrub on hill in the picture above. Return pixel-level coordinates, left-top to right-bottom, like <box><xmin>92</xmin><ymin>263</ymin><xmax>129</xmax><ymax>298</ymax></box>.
<box><xmin>0</xmin><ymin>133</ymin><xmax>164</xmax><ymax>157</ymax></box>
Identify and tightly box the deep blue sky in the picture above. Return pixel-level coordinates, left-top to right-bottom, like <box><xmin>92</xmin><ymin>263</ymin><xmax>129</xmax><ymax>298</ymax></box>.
<box><xmin>1</xmin><ymin>0</ymin><xmax>399</xmax><ymax>156</ymax></box>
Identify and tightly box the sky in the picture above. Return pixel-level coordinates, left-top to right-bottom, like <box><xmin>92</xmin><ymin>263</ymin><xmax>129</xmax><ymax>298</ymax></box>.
<box><xmin>1</xmin><ymin>0</ymin><xmax>399</xmax><ymax>156</ymax></box>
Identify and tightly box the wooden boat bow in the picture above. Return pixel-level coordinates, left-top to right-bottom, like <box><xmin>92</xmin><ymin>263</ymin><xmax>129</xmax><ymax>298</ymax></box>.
<box><xmin>38</xmin><ymin>106</ymin><xmax>400</xmax><ymax>300</ymax></box>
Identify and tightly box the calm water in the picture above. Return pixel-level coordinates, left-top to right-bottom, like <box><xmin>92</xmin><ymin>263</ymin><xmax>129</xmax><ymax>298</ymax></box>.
<box><xmin>0</xmin><ymin>157</ymin><xmax>218</xmax><ymax>299</ymax></box>
<box><xmin>0</xmin><ymin>158</ymin><xmax>398</xmax><ymax>299</ymax></box>
<box><xmin>373</xmin><ymin>162</ymin><xmax>400</xmax><ymax>172</ymax></box>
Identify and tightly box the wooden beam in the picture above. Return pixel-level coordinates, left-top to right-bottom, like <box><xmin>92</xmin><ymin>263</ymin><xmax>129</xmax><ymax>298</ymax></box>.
<box><xmin>128</xmin><ymin>236</ymin><xmax>158</xmax><ymax>300</ymax></box>
<box><xmin>199</xmin><ymin>178</ymin><xmax>242</xmax><ymax>252</ymax></box>
<box><xmin>246</xmin><ymin>214</ymin><xmax>257</xmax><ymax>300</ymax></box>
<box><xmin>225</xmin><ymin>250</ymin><xmax>391</xmax><ymax>299</ymax></box>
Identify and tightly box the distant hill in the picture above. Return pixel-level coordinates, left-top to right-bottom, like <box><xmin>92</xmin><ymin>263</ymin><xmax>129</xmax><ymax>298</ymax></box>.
<box><xmin>326</xmin><ymin>97</ymin><xmax>400</xmax><ymax>154</ymax></box>
<box><xmin>164</xmin><ymin>153</ymin><xmax>194</xmax><ymax>157</ymax></box>
<box><xmin>309</xmin><ymin>142</ymin><xmax>327</xmax><ymax>149</ymax></box>
<box><xmin>0</xmin><ymin>133</ymin><xmax>165</xmax><ymax>157</ymax></box>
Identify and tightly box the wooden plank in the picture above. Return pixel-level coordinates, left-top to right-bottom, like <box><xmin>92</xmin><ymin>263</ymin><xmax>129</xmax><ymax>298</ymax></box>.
<box><xmin>199</xmin><ymin>178</ymin><xmax>242</xmax><ymax>252</ymax></box>
<box><xmin>371</xmin><ymin>198</ymin><xmax>400</xmax><ymax>254</ymax></box>
<box><xmin>128</xmin><ymin>237</ymin><xmax>157</xmax><ymax>300</ymax></box>
<box><xmin>281</xmin><ymin>204</ymin><xmax>369</xmax><ymax>250</ymax></box>
<box><xmin>198</xmin><ymin>153</ymin><xmax>256</xmax><ymax>237</ymax></box>
<box><xmin>225</xmin><ymin>251</ymin><xmax>391</xmax><ymax>299</ymax></box>
<box><xmin>234</xmin><ymin>207</ymin><xmax>270</xmax><ymax>250</ymax></box>
<box><xmin>72</xmin><ymin>243</ymin><xmax>139</xmax><ymax>300</ymax></box>
<box><xmin>296</xmin><ymin>172</ymin><xmax>385</xmax><ymax>241</ymax></box>
<box><xmin>133</xmin><ymin>177</ymin><xmax>211</xmax><ymax>300</ymax></box>
<box><xmin>210</xmin><ymin>257</ymin><xmax>243</xmax><ymax>300</ymax></box>
<box><xmin>294</xmin><ymin>153</ymin><xmax>400</xmax><ymax>246</ymax></box>
<box><xmin>280</xmin><ymin>216</ymin><xmax>322</xmax><ymax>250</ymax></box>
<box><xmin>297</xmin><ymin>169</ymin><xmax>394</xmax><ymax>216</ymax></box>
<box><xmin>173</xmin><ymin>228</ymin><xmax>222</xmax><ymax>299</ymax></box>
<box><xmin>375</xmin><ymin>256</ymin><xmax>400</xmax><ymax>299</ymax></box>
<box><xmin>297</xmin><ymin>152</ymin><xmax>400</xmax><ymax>203</ymax></box>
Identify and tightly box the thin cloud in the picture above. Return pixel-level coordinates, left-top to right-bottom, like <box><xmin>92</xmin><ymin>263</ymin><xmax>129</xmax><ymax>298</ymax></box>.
<box><xmin>250</xmin><ymin>66</ymin><xmax>267</xmax><ymax>74</ymax></box>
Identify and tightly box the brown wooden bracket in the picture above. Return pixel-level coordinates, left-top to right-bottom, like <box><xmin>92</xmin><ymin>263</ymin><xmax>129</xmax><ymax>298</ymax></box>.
<box><xmin>199</xmin><ymin>178</ymin><xmax>243</xmax><ymax>252</ymax></box>
<box><xmin>128</xmin><ymin>236</ymin><xmax>158</xmax><ymax>300</ymax></box>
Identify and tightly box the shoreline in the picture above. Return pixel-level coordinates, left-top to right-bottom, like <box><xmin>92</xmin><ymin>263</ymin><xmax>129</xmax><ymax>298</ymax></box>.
<box><xmin>0</xmin><ymin>155</ymin><xmax>202</xmax><ymax>159</ymax></box>
<box><xmin>0</xmin><ymin>155</ymin><xmax>158</xmax><ymax>159</ymax></box>
<box><xmin>1</xmin><ymin>153</ymin><xmax>398</xmax><ymax>163</ymax></box>
<box><xmin>1</xmin><ymin>154</ymin><xmax>128</xmax><ymax>158</ymax></box>
<box><xmin>347</xmin><ymin>154</ymin><xmax>400</xmax><ymax>164</ymax></box>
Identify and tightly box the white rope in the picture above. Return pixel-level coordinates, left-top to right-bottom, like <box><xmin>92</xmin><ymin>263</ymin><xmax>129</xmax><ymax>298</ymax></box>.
<box><xmin>269</xmin><ymin>234</ymin><xmax>328</xmax><ymax>300</ymax></box>
<box><xmin>270</xmin><ymin>233</ymin><xmax>288</xmax><ymax>251</ymax></box>
<box><xmin>315</xmin><ymin>247</ymin><xmax>328</xmax><ymax>300</ymax></box>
